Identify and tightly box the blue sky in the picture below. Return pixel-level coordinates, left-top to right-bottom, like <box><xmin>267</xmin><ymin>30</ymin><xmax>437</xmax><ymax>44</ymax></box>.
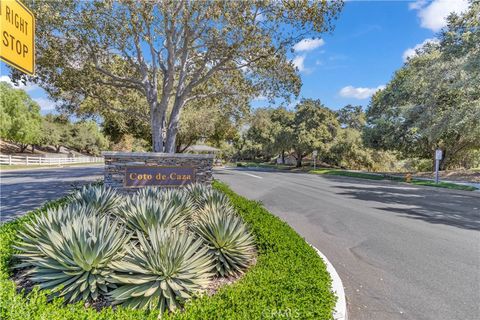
<box><xmin>253</xmin><ymin>0</ymin><xmax>470</xmax><ymax>110</ymax></box>
<box><xmin>0</xmin><ymin>0</ymin><xmax>470</xmax><ymax>114</ymax></box>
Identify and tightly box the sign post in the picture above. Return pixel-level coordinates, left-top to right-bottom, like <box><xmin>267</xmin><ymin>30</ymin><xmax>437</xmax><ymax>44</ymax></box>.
<box><xmin>312</xmin><ymin>150</ymin><xmax>318</xmax><ymax>170</ymax></box>
<box><xmin>0</xmin><ymin>0</ymin><xmax>35</xmax><ymax>75</ymax></box>
<box><xmin>435</xmin><ymin>149</ymin><xmax>442</xmax><ymax>184</ymax></box>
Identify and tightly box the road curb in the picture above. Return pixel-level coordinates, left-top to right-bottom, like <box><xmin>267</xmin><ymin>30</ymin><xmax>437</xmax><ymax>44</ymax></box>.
<box><xmin>310</xmin><ymin>244</ymin><xmax>347</xmax><ymax>320</ymax></box>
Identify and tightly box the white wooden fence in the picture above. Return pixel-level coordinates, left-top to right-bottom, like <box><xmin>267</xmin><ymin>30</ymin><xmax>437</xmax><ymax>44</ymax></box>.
<box><xmin>0</xmin><ymin>154</ymin><xmax>104</xmax><ymax>166</ymax></box>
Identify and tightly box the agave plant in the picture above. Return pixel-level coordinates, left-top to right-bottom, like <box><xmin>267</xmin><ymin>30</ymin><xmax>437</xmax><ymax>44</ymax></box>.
<box><xmin>186</xmin><ymin>183</ymin><xmax>231</xmax><ymax>210</ymax></box>
<box><xmin>194</xmin><ymin>200</ymin><xmax>236</xmax><ymax>220</ymax></box>
<box><xmin>136</xmin><ymin>187</ymin><xmax>195</xmax><ymax>213</ymax></box>
<box><xmin>118</xmin><ymin>192</ymin><xmax>193</xmax><ymax>234</ymax></box>
<box><xmin>15</xmin><ymin>215</ymin><xmax>130</xmax><ymax>302</ymax></box>
<box><xmin>185</xmin><ymin>183</ymin><xmax>210</xmax><ymax>208</ymax></box>
<box><xmin>69</xmin><ymin>185</ymin><xmax>123</xmax><ymax>215</ymax></box>
<box><xmin>109</xmin><ymin>227</ymin><xmax>213</xmax><ymax>313</ymax></box>
<box><xmin>192</xmin><ymin>209</ymin><xmax>255</xmax><ymax>277</ymax></box>
<box><xmin>135</xmin><ymin>186</ymin><xmax>163</xmax><ymax>200</ymax></box>
<box><xmin>14</xmin><ymin>203</ymin><xmax>97</xmax><ymax>257</ymax></box>
<box><xmin>162</xmin><ymin>189</ymin><xmax>196</xmax><ymax>211</ymax></box>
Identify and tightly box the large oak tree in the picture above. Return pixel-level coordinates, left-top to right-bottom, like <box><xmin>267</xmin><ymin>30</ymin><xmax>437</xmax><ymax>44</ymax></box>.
<box><xmin>12</xmin><ymin>0</ymin><xmax>343</xmax><ymax>153</ymax></box>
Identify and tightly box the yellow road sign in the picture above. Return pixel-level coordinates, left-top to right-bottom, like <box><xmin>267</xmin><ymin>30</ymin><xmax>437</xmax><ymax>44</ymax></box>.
<box><xmin>0</xmin><ymin>0</ymin><xmax>35</xmax><ymax>75</ymax></box>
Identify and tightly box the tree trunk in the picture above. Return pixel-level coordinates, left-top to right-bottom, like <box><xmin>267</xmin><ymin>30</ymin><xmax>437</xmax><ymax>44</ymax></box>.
<box><xmin>296</xmin><ymin>155</ymin><xmax>302</xmax><ymax>168</ymax></box>
<box><xmin>165</xmin><ymin>97</ymin><xmax>186</xmax><ymax>153</ymax></box>
<box><xmin>281</xmin><ymin>150</ymin><xmax>285</xmax><ymax>164</ymax></box>
<box><xmin>55</xmin><ymin>145</ymin><xmax>61</xmax><ymax>153</ymax></box>
<box><xmin>150</xmin><ymin>105</ymin><xmax>164</xmax><ymax>152</ymax></box>
<box><xmin>31</xmin><ymin>145</ymin><xmax>35</xmax><ymax>153</ymax></box>
<box><xmin>165</xmin><ymin>125</ymin><xmax>178</xmax><ymax>154</ymax></box>
<box><xmin>20</xmin><ymin>144</ymin><xmax>28</xmax><ymax>152</ymax></box>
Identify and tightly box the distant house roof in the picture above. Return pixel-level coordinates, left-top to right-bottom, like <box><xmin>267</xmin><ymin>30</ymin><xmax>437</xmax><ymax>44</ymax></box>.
<box><xmin>185</xmin><ymin>145</ymin><xmax>220</xmax><ymax>153</ymax></box>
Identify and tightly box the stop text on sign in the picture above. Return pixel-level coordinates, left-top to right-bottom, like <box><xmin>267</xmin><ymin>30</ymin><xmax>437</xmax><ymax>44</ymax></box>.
<box><xmin>125</xmin><ymin>166</ymin><xmax>196</xmax><ymax>187</ymax></box>
<box><xmin>0</xmin><ymin>0</ymin><xmax>35</xmax><ymax>75</ymax></box>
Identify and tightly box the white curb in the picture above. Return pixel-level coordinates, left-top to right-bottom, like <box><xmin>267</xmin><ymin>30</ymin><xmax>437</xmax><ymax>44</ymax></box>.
<box><xmin>311</xmin><ymin>244</ymin><xmax>347</xmax><ymax>320</ymax></box>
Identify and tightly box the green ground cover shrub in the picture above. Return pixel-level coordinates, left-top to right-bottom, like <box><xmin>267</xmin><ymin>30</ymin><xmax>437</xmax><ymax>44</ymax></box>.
<box><xmin>0</xmin><ymin>182</ymin><xmax>336</xmax><ymax>320</ymax></box>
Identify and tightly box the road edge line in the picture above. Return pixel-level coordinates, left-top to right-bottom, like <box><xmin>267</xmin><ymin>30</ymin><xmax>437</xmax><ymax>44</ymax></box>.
<box><xmin>310</xmin><ymin>243</ymin><xmax>347</xmax><ymax>320</ymax></box>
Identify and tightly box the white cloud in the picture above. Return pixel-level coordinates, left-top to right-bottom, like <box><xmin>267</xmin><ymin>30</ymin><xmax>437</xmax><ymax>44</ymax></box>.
<box><xmin>0</xmin><ymin>75</ymin><xmax>40</xmax><ymax>92</ymax></box>
<box><xmin>410</xmin><ymin>0</ymin><xmax>469</xmax><ymax>31</ymax></box>
<box><xmin>402</xmin><ymin>38</ymin><xmax>439</xmax><ymax>62</ymax></box>
<box><xmin>0</xmin><ymin>75</ymin><xmax>13</xmax><ymax>85</ymax></box>
<box><xmin>408</xmin><ymin>0</ymin><xmax>428</xmax><ymax>10</ymax></box>
<box><xmin>292</xmin><ymin>55</ymin><xmax>307</xmax><ymax>72</ymax></box>
<box><xmin>33</xmin><ymin>97</ymin><xmax>57</xmax><ymax>111</ymax></box>
<box><xmin>293</xmin><ymin>38</ymin><xmax>325</xmax><ymax>52</ymax></box>
<box><xmin>0</xmin><ymin>75</ymin><xmax>56</xmax><ymax>111</ymax></box>
<box><xmin>339</xmin><ymin>85</ymin><xmax>386</xmax><ymax>100</ymax></box>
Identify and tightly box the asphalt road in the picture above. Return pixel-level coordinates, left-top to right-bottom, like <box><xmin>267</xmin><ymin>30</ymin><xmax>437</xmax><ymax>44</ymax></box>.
<box><xmin>0</xmin><ymin>165</ymin><xmax>103</xmax><ymax>222</ymax></box>
<box><xmin>215</xmin><ymin>168</ymin><xmax>480</xmax><ymax>320</ymax></box>
<box><xmin>1</xmin><ymin>166</ymin><xmax>478</xmax><ymax>320</ymax></box>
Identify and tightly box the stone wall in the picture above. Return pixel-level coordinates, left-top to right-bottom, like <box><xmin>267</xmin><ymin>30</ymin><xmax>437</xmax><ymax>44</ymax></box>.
<box><xmin>103</xmin><ymin>152</ymin><xmax>214</xmax><ymax>192</ymax></box>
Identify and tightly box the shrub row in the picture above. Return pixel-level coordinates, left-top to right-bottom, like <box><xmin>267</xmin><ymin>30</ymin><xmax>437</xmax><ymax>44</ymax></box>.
<box><xmin>0</xmin><ymin>181</ymin><xmax>335</xmax><ymax>319</ymax></box>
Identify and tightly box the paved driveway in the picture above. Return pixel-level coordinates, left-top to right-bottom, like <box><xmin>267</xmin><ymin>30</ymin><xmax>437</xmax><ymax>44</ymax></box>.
<box><xmin>0</xmin><ymin>165</ymin><xmax>103</xmax><ymax>222</ymax></box>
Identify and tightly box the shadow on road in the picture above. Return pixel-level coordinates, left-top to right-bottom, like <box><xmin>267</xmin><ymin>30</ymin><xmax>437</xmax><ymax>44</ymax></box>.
<box><xmin>218</xmin><ymin>168</ymin><xmax>480</xmax><ymax>231</ymax></box>
<box><xmin>319</xmin><ymin>175</ymin><xmax>480</xmax><ymax>231</ymax></box>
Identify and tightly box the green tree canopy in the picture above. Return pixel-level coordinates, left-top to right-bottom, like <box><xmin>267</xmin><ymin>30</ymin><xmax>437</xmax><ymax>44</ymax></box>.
<box><xmin>245</xmin><ymin>108</ymin><xmax>277</xmax><ymax>159</ymax></box>
<box><xmin>270</xmin><ymin>107</ymin><xmax>295</xmax><ymax>164</ymax></box>
<box><xmin>364</xmin><ymin>2</ymin><xmax>480</xmax><ymax>169</ymax></box>
<box><xmin>337</xmin><ymin>104</ymin><xmax>366</xmax><ymax>130</ymax></box>
<box><xmin>40</xmin><ymin>114</ymin><xmax>74</xmax><ymax>153</ymax></box>
<box><xmin>12</xmin><ymin>0</ymin><xmax>343</xmax><ymax>153</ymax></box>
<box><xmin>0</xmin><ymin>82</ymin><xmax>42</xmax><ymax>152</ymax></box>
<box><xmin>291</xmin><ymin>99</ymin><xmax>339</xmax><ymax>167</ymax></box>
<box><xmin>324</xmin><ymin>128</ymin><xmax>374</xmax><ymax>170</ymax></box>
<box><xmin>237</xmin><ymin>101</ymin><xmax>338</xmax><ymax>166</ymax></box>
<box><xmin>70</xmin><ymin>121</ymin><xmax>109</xmax><ymax>156</ymax></box>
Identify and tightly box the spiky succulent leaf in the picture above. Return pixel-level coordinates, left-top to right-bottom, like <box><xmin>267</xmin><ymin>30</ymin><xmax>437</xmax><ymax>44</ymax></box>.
<box><xmin>14</xmin><ymin>203</ymin><xmax>97</xmax><ymax>258</ymax></box>
<box><xmin>185</xmin><ymin>183</ymin><xmax>210</xmax><ymax>208</ymax></box>
<box><xmin>15</xmin><ymin>215</ymin><xmax>130</xmax><ymax>303</ymax></box>
<box><xmin>137</xmin><ymin>187</ymin><xmax>195</xmax><ymax>212</ymax></box>
<box><xmin>118</xmin><ymin>191</ymin><xmax>193</xmax><ymax>234</ymax></box>
<box><xmin>186</xmin><ymin>183</ymin><xmax>231</xmax><ymax>210</ymax></box>
<box><xmin>69</xmin><ymin>185</ymin><xmax>123</xmax><ymax>215</ymax></box>
<box><xmin>109</xmin><ymin>227</ymin><xmax>213</xmax><ymax>314</ymax></box>
<box><xmin>134</xmin><ymin>186</ymin><xmax>163</xmax><ymax>200</ymax></box>
<box><xmin>192</xmin><ymin>208</ymin><xmax>255</xmax><ymax>277</ymax></box>
<box><xmin>193</xmin><ymin>201</ymin><xmax>235</xmax><ymax>221</ymax></box>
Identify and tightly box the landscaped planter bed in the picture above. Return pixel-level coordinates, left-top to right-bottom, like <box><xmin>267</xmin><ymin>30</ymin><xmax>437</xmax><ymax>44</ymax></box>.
<box><xmin>0</xmin><ymin>181</ymin><xmax>335</xmax><ymax>319</ymax></box>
